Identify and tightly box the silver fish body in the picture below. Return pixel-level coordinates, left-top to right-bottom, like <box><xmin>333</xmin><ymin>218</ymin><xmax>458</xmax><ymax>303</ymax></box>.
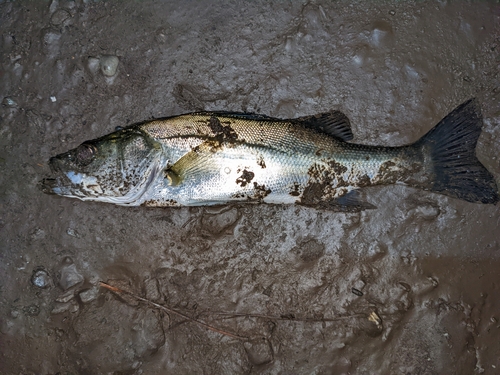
<box><xmin>40</xmin><ymin>99</ymin><xmax>499</xmax><ymax>209</ymax></box>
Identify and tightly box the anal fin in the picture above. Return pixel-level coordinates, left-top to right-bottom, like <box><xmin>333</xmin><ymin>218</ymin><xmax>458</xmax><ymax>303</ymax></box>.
<box><xmin>300</xmin><ymin>190</ymin><xmax>376</xmax><ymax>212</ymax></box>
<box><xmin>333</xmin><ymin>190</ymin><xmax>376</xmax><ymax>210</ymax></box>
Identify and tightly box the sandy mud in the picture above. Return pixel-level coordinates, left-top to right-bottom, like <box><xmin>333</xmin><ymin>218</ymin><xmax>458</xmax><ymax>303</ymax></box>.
<box><xmin>1</xmin><ymin>1</ymin><xmax>500</xmax><ymax>374</ymax></box>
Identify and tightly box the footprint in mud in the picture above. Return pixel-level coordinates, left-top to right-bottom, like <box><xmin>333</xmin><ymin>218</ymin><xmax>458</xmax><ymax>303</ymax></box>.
<box><xmin>200</xmin><ymin>207</ymin><xmax>242</xmax><ymax>236</ymax></box>
<box><xmin>244</xmin><ymin>337</ymin><xmax>274</xmax><ymax>366</ymax></box>
<box><xmin>290</xmin><ymin>238</ymin><xmax>326</xmax><ymax>264</ymax></box>
<box><xmin>72</xmin><ymin>297</ymin><xmax>165</xmax><ymax>373</ymax></box>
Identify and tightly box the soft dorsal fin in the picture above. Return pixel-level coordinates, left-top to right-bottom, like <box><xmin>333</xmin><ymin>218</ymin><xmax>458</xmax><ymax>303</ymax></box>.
<box><xmin>294</xmin><ymin>111</ymin><xmax>353</xmax><ymax>141</ymax></box>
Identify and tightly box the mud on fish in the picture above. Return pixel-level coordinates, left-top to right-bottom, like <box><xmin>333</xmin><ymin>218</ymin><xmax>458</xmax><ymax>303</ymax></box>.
<box><xmin>40</xmin><ymin>99</ymin><xmax>499</xmax><ymax>210</ymax></box>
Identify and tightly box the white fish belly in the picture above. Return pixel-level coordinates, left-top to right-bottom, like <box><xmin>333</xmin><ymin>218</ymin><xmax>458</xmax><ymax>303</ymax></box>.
<box><xmin>139</xmin><ymin>144</ymin><xmax>404</xmax><ymax>207</ymax></box>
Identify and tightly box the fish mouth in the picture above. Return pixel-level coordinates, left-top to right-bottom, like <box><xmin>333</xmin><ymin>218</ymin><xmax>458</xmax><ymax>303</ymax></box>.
<box><xmin>38</xmin><ymin>174</ymin><xmax>84</xmax><ymax>198</ymax></box>
<box><xmin>38</xmin><ymin>156</ymin><xmax>85</xmax><ymax>197</ymax></box>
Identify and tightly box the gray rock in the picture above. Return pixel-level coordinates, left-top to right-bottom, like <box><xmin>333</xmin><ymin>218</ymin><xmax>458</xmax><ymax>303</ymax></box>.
<box><xmin>51</xmin><ymin>302</ymin><xmax>70</xmax><ymax>315</ymax></box>
<box><xmin>2</xmin><ymin>97</ymin><xmax>17</xmax><ymax>107</ymax></box>
<box><xmin>59</xmin><ymin>263</ymin><xmax>84</xmax><ymax>290</ymax></box>
<box><xmin>79</xmin><ymin>287</ymin><xmax>99</xmax><ymax>303</ymax></box>
<box><xmin>56</xmin><ymin>290</ymin><xmax>75</xmax><ymax>303</ymax></box>
<box><xmin>100</xmin><ymin>55</ymin><xmax>119</xmax><ymax>77</ymax></box>
<box><xmin>31</xmin><ymin>268</ymin><xmax>51</xmax><ymax>289</ymax></box>
<box><xmin>66</xmin><ymin>227</ymin><xmax>79</xmax><ymax>238</ymax></box>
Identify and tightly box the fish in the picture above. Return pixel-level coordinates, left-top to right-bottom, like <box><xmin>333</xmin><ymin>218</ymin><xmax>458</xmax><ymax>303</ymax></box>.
<box><xmin>39</xmin><ymin>99</ymin><xmax>499</xmax><ymax>210</ymax></box>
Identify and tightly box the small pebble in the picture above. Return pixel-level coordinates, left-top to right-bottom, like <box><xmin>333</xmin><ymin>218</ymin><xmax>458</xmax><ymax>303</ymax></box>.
<box><xmin>31</xmin><ymin>268</ymin><xmax>51</xmax><ymax>289</ymax></box>
<box><xmin>56</xmin><ymin>290</ymin><xmax>75</xmax><ymax>303</ymax></box>
<box><xmin>59</xmin><ymin>263</ymin><xmax>84</xmax><ymax>290</ymax></box>
<box><xmin>100</xmin><ymin>55</ymin><xmax>119</xmax><ymax>77</ymax></box>
<box><xmin>87</xmin><ymin>56</ymin><xmax>100</xmax><ymax>73</ymax></box>
<box><xmin>69</xmin><ymin>300</ymin><xmax>79</xmax><ymax>313</ymax></box>
<box><xmin>49</xmin><ymin>0</ymin><xmax>58</xmax><ymax>13</ymax></box>
<box><xmin>79</xmin><ymin>287</ymin><xmax>99</xmax><ymax>303</ymax></box>
<box><xmin>66</xmin><ymin>228</ymin><xmax>79</xmax><ymax>238</ymax></box>
<box><xmin>2</xmin><ymin>97</ymin><xmax>17</xmax><ymax>107</ymax></box>
<box><xmin>51</xmin><ymin>302</ymin><xmax>70</xmax><ymax>315</ymax></box>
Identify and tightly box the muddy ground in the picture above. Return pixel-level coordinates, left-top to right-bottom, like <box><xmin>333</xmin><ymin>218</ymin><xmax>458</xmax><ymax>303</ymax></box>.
<box><xmin>1</xmin><ymin>1</ymin><xmax>500</xmax><ymax>374</ymax></box>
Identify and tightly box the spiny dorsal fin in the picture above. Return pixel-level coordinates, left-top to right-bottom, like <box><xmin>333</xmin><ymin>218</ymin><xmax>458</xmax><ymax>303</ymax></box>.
<box><xmin>295</xmin><ymin>111</ymin><xmax>353</xmax><ymax>141</ymax></box>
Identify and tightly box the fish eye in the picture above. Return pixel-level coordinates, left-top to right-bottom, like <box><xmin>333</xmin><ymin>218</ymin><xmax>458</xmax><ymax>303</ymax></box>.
<box><xmin>76</xmin><ymin>144</ymin><xmax>97</xmax><ymax>166</ymax></box>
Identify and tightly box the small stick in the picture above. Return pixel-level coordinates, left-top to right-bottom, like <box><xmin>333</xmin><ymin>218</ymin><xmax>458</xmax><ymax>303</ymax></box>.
<box><xmin>99</xmin><ymin>281</ymin><xmax>247</xmax><ymax>341</ymax></box>
<box><xmin>211</xmin><ymin>312</ymin><xmax>365</xmax><ymax>322</ymax></box>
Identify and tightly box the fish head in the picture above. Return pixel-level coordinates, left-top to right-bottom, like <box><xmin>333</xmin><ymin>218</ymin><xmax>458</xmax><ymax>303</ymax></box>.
<box><xmin>40</xmin><ymin>128</ymin><xmax>163</xmax><ymax>205</ymax></box>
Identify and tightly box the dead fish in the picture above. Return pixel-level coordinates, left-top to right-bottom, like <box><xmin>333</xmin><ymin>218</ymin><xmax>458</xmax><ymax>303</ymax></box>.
<box><xmin>39</xmin><ymin>99</ymin><xmax>499</xmax><ymax>210</ymax></box>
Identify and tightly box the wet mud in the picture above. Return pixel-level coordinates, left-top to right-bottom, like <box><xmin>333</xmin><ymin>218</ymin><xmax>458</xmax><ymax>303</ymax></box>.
<box><xmin>1</xmin><ymin>1</ymin><xmax>500</xmax><ymax>374</ymax></box>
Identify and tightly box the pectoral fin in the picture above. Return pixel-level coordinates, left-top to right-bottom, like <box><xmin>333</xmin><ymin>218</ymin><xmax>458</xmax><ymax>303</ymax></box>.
<box><xmin>166</xmin><ymin>141</ymin><xmax>221</xmax><ymax>185</ymax></box>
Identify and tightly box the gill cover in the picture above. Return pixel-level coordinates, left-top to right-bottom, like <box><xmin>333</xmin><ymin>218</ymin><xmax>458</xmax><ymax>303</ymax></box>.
<box><xmin>40</xmin><ymin>127</ymin><xmax>163</xmax><ymax>205</ymax></box>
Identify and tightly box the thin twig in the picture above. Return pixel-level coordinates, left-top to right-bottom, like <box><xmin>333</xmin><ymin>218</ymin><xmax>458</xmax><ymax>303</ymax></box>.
<box><xmin>210</xmin><ymin>312</ymin><xmax>366</xmax><ymax>322</ymax></box>
<box><xmin>99</xmin><ymin>281</ymin><xmax>247</xmax><ymax>341</ymax></box>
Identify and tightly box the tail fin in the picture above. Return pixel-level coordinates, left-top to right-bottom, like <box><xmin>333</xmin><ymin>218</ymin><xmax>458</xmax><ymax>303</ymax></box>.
<box><xmin>416</xmin><ymin>99</ymin><xmax>498</xmax><ymax>204</ymax></box>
